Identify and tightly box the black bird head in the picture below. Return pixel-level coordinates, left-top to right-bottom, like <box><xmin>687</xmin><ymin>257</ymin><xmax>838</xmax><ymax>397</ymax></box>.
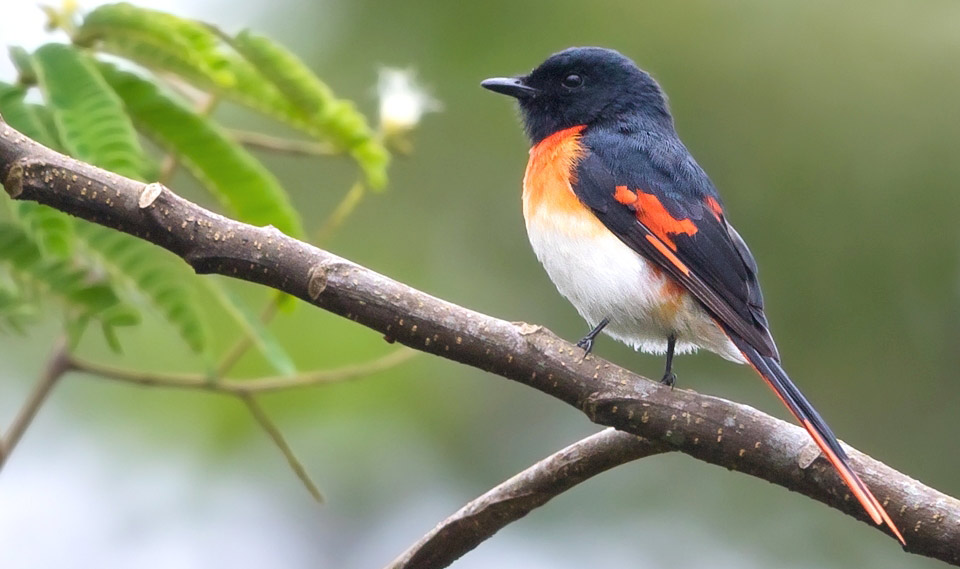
<box><xmin>482</xmin><ymin>47</ymin><xmax>673</xmax><ymax>143</ymax></box>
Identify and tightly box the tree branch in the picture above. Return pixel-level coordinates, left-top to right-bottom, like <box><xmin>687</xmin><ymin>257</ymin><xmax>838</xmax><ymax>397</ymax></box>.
<box><xmin>386</xmin><ymin>428</ymin><xmax>666</xmax><ymax>569</ymax></box>
<box><xmin>0</xmin><ymin>337</ymin><xmax>70</xmax><ymax>469</ymax></box>
<box><xmin>1</xmin><ymin>117</ymin><xmax>958</xmax><ymax>565</ymax></box>
<box><xmin>228</xmin><ymin>129</ymin><xmax>339</xmax><ymax>157</ymax></box>
<box><xmin>69</xmin><ymin>347</ymin><xmax>416</xmax><ymax>394</ymax></box>
<box><xmin>240</xmin><ymin>392</ymin><xmax>324</xmax><ymax>503</ymax></box>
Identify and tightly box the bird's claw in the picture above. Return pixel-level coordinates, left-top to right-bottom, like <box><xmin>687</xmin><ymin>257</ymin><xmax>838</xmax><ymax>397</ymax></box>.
<box><xmin>576</xmin><ymin>337</ymin><xmax>594</xmax><ymax>362</ymax></box>
<box><xmin>660</xmin><ymin>372</ymin><xmax>677</xmax><ymax>389</ymax></box>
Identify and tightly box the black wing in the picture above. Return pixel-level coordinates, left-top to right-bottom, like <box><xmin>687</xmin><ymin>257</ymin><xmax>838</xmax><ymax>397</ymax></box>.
<box><xmin>574</xmin><ymin>128</ymin><xmax>779</xmax><ymax>359</ymax></box>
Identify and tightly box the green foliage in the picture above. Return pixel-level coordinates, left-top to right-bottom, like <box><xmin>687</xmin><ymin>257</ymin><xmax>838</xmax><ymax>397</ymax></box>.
<box><xmin>0</xmin><ymin>81</ymin><xmax>58</xmax><ymax>146</ymax></box>
<box><xmin>79</xmin><ymin>12</ymin><xmax>297</xmax><ymax>133</ymax></box>
<box><xmin>1</xmin><ymin>52</ymin><xmax>208</xmax><ymax>354</ymax></box>
<box><xmin>8</xmin><ymin>46</ymin><xmax>38</xmax><ymax>85</ymax></box>
<box><xmin>74</xmin><ymin>223</ymin><xmax>209</xmax><ymax>354</ymax></box>
<box><xmin>27</xmin><ymin>104</ymin><xmax>64</xmax><ymax>150</ymax></box>
<box><xmin>74</xmin><ymin>2</ymin><xmax>389</xmax><ymax>188</ymax></box>
<box><xmin>74</xmin><ymin>2</ymin><xmax>234</xmax><ymax>88</ymax></box>
<box><xmin>12</xmin><ymin>203</ymin><xmax>76</xmax><ymax>259</ymax></box>
<box><xmin>32</xmin><ymin>43</ymin><xmax>149</xmax><ymax>180</ymax></box>
<box><xmin>230</xmin><ymin>31</ymin><xmax>337</xmax><ymax>117</ymax></box>
<box><xmin>0</xmin><ymin>5</ymin><xmax>408</xmax><ymax>363</ymax></box>
<box><xmin>0</xmin><ymin>223</ymin><xmax>138</xmax><ymax>349</ymax></box>
<box><xmin>29</xmin><ymin>44</ymin><xmax>207</xmax><ymax>353</ymax></box>
<box><xmin>0</xmin><ymin>1</ymin><xmax>443</xmax><ymax>521</ymax></box>
<box><xmin>230</xmin><ymin>30</ymin><xmax>389</xmax><ymax>189</ymax></box>
<box><xmin>99</xmin><ymin>63</ymin><xmax>305</xmax><ymax>238</ymax></box>
<box><xmin>0</xmin><ymin>281</ymin><xmax>35</xmax><ymax>334</ymax></box>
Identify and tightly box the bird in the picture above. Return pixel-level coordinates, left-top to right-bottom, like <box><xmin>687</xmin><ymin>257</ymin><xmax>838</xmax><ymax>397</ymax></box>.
<box><xmin>481</xmin><ymin>46</ymin><xmax>904</xmax><ymax>544</ymax></box>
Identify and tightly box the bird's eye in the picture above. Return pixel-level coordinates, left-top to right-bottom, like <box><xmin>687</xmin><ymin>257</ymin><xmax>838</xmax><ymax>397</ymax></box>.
<box><xmin>562</xmin><ymin>73</ymin><xmax>583</xmax><ymax>89</ymax></box>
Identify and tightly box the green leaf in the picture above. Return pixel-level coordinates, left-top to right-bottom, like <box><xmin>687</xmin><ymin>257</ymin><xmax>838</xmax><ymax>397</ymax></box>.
<box><xmin>99</xmin><ymin>63</ymin><xmax>305</xmax><ymax>238</ymax></box>
<box><xmin>0</xmin><ymin>282</ymin><xmax>36</xmax><ymax>334</ymax></box>
<box><xmin>75</xmin><ymin>2</ymin><xmax>292</xmax><ymax>134</ymax></box>
<box><xmin>0</xmin><ymin>223</ymin><xmax>138</xmax><ymax>347</ymax></box>
<box><xmin>75</xmin><ymin>4</ymin><xmax>278</xmax><ymax>118</ymax></box>
<box><xmin>74</xmin><ymin>4</ymin><xmax>297</xmax><ymax>126</ymax></box>
<box><xmin>11</xmin><ymin>202</ymin><xmax>75</xmax><ymax>258</ymax></box>
<box><xmin>229</xmin><ymin>30</ymin><xmax>389</xmax><ymax>189</ymax></box>
<box><xmin>99</xmin><ymin>304</ymin><xmax>143</xmax><ymax>351</ymax></box>
<box><xmin>348</xmin><ymin>140</ymin><xmax>390</xmax><ymax>190</ymax></box>
<box><xmin>63</xmin><ymin>313</ymin><xmax>90</xmax><ymax>349</ymax></box>
<box><xmin>25</xmin><ymin>103</ymin><xmax>66</xmax><ymax>151</ymax></box>
<box><xmin>32</xmin><ymin>43</ymin><xmax>149</xmax><ymax>180</ymax></box>
<box><xmin>208</xmin><ymin>283</ymin><xmax>297</xmax><ymax>376</ymax></box>
<box><xmin>0</xmin><ymin>81</ymin><xmax>59</xmax><ymax>147</ymax></box>
<box><xmin>8</xmin><ymin>46</ymin><xmax>38</xmax><ymax>85</ymax></box>
<box><xmin>74</xmin><ymin>222</ymin><xmax>209</xmax><ymax>354</ymax></box>
<box><xmin>229</xmin><ymin>31</ymin><xmax>338</xmax><ymax>118</ymax></box>
<box><xmin>74</xmin><ymin>2</ymin><xmax>234</xmax><ymax>88</ymax></box>
<box><xmin>74</xmin><ymin>3</ymin><xmax>388</xmax><ymax>188</ymax></box>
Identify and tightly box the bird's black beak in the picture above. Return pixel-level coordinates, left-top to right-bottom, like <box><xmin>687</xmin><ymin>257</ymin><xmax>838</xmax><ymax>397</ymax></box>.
<box><xmin>481</xmin><ymin>77</ymin><xmax>539</xmax><ymax>99</ymax></box>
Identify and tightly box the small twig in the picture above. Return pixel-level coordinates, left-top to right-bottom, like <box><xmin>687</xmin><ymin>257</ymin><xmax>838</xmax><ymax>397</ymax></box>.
<box><xmin>386</xmin><ymin>428</ymin><xmax>665</xmax><ymax>569</ymax></box>
<box><xmin>0</xmin><ymin>338</ymin><xmax>71</xmax><ymax>469</ymax></box>
<box><xmin>70</xmin><ymin>348</ymin><xmax>417</xmax><ymax>394</ymax></box>
<box><xmin>315</xmin><ymin>180</ymin><xmax>366</xmax><ymax>244</ymax></box>
<box><xmin>236</xmin><ymin>348</ymin><xmax>416</xmax><ymax>392</ymax></box>
<box><xmin>240</xmin><ymin>393</ymin><xmax>324</xmax><ymax>502</ymax></box>
<box><xmin>66</xmin><ymin>348</ymin><xmax>414</xmax><ymax>502</ymax></box>
<box><xmin>228</xmin><ymin>129</ymin><xmax>339</xmax><ymax>157</ymax></box>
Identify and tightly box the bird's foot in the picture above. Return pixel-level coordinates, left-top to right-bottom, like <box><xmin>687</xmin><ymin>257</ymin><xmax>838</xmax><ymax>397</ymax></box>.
<box><xmin>576</xmin><ymin>336</ymin><xmax>595</xmax><ymax>355</ymax></box>
<box><xmin>576</xmin><ymin>317</ymin><xmax>609</xmax><ymax>362</ymax></box>
<box><xmin>575</xmin><ymin>337</ymin><xmax>595</xmax><ymax>363</ymax></box>
<box><xmin>659</xmin><ymin>372</ymin><xmax>677</xmax><ymax>389</ymax></box>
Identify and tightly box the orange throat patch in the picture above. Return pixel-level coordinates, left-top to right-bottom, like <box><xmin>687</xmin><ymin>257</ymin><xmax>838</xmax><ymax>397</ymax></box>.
<box><xmin>522</xmin><ymin>125</ymin><xmax>593</xmax><ymax>226</ymax></box>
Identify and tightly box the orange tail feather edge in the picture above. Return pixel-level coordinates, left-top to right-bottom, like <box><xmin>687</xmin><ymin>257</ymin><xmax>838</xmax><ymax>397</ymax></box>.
<box><xmin>802</xmin><ymin>420</ymin><xmax>905</xmax><ymax>544</ymax></box>
<box><xmin>728</xmin><ymin>334</ymin><xmax>905</xmax><ymax>545</ymax></box>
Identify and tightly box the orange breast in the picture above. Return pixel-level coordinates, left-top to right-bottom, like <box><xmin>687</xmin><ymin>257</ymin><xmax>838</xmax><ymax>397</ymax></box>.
<box><xmin>522</xmin><ymin>125</ymin><xmax>606</xmax><ymax>237</ymax></box>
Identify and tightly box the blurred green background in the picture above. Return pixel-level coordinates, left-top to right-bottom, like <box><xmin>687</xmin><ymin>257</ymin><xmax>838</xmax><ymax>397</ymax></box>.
<box><xmin>1</xmin><ymin>1</ymin><xmax>959</xmax><ymax>568</ymax></box>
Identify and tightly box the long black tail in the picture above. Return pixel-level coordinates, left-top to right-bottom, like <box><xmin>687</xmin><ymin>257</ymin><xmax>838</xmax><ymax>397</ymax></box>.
<box><xmin>727</xmin><ymin>332</ymin><xmax>905</xmax><ymax>544</ymax></box>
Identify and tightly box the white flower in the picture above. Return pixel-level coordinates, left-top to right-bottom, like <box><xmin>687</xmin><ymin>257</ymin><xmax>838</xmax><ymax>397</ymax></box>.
<box><xmin>377</xmin><ymin>67</ymin><xmax>441</xmax><ymax>136</ymax></box>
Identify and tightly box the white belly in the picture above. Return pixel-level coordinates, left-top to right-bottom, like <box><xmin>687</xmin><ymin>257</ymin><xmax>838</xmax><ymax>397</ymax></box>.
<box><xmin>525</xmin><ymin>211</ymin><xmax>744</xmax><ymax>363</ymax></box>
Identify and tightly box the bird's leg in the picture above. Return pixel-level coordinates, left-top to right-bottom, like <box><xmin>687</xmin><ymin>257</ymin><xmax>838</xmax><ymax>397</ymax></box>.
<box><xmin>660</xmin><ymin>335</ymin><xmax>677</xmax><ymax>388</ymax></box>
<box><xmin>576</xmin><ymin>317</ymin><xmax>609</xmax><ymax>358</ymax></box>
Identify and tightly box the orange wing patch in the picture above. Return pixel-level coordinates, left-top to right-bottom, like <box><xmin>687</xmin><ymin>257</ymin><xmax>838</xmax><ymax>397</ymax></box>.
<box><xmin>614</xmin><ymin>185</ymin><xmax>698</xmax><ymax>250</ymax></box>
<box><xmin>613</xmin><ymin>185</ymin><xmax>637</xmax><ymax>206</ymax></box>
<box><xmin>705</xmin><ymin>196</ymin><xmax>724</xmax><ymax>221</ymax></box>
<box><xmin>645</xmin><ymin>235</ymin><xmax>690</xmax><ymax>275</ymax></box>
